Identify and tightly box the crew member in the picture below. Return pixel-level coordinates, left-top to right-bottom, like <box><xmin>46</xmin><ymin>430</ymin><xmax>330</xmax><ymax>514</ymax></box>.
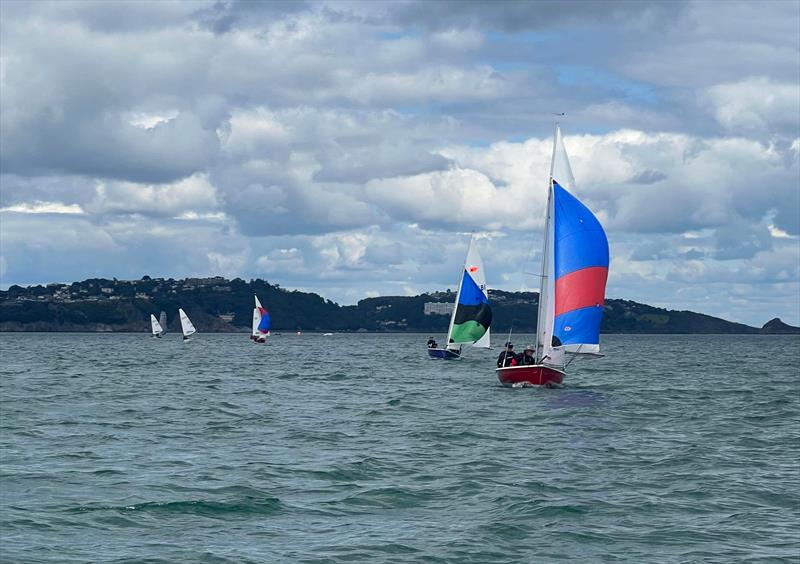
<box><xmin>497</xmin><ymin>342</ymin><xmax>516</xmax><ymax>367</ymax></box>
<box><xmin>517</xmin><ymin>345</ymin><xmax>536</xmax><ymax>365</ymax></box>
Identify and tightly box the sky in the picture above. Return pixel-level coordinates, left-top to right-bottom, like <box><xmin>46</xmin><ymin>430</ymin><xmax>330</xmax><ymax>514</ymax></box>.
<box><xmin>1</xmin><ymin>0</ymin><xmax>798</xmax><ymax>327</ymax></box>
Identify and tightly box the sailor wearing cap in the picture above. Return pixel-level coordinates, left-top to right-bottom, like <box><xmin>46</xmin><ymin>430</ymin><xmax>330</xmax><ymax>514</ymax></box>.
<box><xmin>497</xmin><ymin>342</ymin><xmax>516</xmax><ymax>368</ymax></box>
<box><xmin>517</xmin><ymin>345</ymin><xmax>536</xmax><ymax>365</ymax></box>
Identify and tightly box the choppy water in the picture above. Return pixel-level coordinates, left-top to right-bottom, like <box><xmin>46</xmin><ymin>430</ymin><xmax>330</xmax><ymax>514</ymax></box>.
<box><xmin>1</xmin><ymin>333</ymin><xmax>798</xmax><ymax>563</ymax></box>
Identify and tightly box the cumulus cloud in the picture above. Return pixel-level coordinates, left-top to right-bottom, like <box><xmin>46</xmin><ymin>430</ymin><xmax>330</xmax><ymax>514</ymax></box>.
<box><xmin>705</xmin><ymin>78</ymin><xmax>800</xmax><ymax>135</ymax></box>
<box><xmin>1</xmin><ymin>0</ymin><xmax>798</xmax><ymax>325</ymax></box>
<box><xmin>85</xmin><ymin>174</ymin><xmax>220</xmax><ymax>217</ymax></box>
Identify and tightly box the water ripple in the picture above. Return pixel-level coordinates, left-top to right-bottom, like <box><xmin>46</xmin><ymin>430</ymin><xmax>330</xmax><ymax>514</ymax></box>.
<box><xmin>0</xmin><ymin>333</ymin><xmax>798</xmax><ymax>562</ymax></box>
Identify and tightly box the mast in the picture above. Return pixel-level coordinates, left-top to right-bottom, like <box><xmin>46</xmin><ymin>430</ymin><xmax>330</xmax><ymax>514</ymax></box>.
<box><xmin>445</xmin><ymin>235</ymin><xmax>472</xmax><ymax>348</ymax></box>
<box><xmin>534</xmin><ymin>123</ymin><xmax>559</xmax><ymax>363</ymax></box>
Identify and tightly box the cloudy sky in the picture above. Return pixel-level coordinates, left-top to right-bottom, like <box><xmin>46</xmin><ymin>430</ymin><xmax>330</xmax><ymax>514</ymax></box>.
<box><xmin>1</xmin><ymin>0</ymin><xmax>798</xmax><ymax>326</ymax></box>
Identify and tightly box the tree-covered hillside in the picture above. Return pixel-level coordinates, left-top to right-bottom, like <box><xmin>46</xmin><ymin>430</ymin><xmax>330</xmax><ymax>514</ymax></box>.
<box><xmin>1</xmin><ymin>276</ymin><xmax>794</xmax><ymax>334</ymax></box>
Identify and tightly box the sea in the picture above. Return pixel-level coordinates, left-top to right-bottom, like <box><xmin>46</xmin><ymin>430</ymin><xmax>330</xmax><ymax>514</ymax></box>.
<box><xmin>1</xmin><ymin>333</ymin><xmax>798</xmax><ymax>563</ymax></box>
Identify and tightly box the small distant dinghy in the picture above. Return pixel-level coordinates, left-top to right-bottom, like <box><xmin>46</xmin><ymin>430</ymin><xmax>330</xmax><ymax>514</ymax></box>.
<box><xmin>497</xmin><ymin>124</ymin><xmax>609</xmax><ymax>387</ymax></box>
<box><xmin>150</xmin><ymin>314</ymin><xmax>164</xmax><ymax>338</ymax></box>
<box><xmin>158</xmin><ymin>310</ymin><xmax>168</xmax><ymax>335</ymax></box>
<box><xmin>178</xmin><ymin>308</ymin><xmax>196</xmax><ymax>341</ymax></box>
<box><xmin>251</xmin><ymin>295</ymin><xmax>271</xmax><ymax>343</ymax></box>
<box><xmin>427</xmin><ymin>235</ymin><xmax>492</xmax><ymax>359</ymax></box>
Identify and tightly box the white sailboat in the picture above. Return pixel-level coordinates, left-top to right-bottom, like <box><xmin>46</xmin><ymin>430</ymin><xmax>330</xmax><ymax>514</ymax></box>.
<box><xmin>178</xmin><ymin>308</ymin><xmax>196</xmax><ymax>341</ymax></box>
<box><xmin>150</xmin><ymin>314</ymin><xmax>164</xmax><ymax>338</ymax></box>
<box><xmin>427</xmin><ymin>235</ymin><xmax>492</xmax><ymax>359</ymax></box>
<box><xmin>251</xmin><ymin>295</ymin><xmax>270</xmax><ymax>343</ymax></box>
<box><xmin>496</xmin><ymin>124</ymin><xmax>609</xmax><ymax>386</ymax></box>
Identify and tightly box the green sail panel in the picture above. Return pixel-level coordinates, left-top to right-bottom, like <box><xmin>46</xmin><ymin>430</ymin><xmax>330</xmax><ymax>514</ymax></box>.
<box><xmin>450</xmin><ymin>316</ymin><xmax>490</xmax><ymax>344</ymax></box>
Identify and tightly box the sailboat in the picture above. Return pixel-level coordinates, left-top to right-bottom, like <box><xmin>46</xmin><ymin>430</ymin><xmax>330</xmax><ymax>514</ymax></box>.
<box><xmin>178</xmin><ymin>308</ymin><xmax>196</xmax><ymax>341</ymax></box>
<box><xmin>158</xmin><ymin>311</ymin><xmax>168</xmax><ymax>335</ymax></box>
<box><xmin>251</xmin><ymin>295</ymin><xmax>271</xmax><ymax>343</ymax></box>
<box><xmin>497</xmin><ymin>124</ymin><xmax>609</xmax><ymax>386</ymax></box>
<box><xmin>150</xmin><ymin>314</ymin><xmax>164</xmax><ymax>338</ymax></box>
<box><xmin>428</xmin><ymin>235</ymin><xmax>492</xmax><ymax>359</ymax></box>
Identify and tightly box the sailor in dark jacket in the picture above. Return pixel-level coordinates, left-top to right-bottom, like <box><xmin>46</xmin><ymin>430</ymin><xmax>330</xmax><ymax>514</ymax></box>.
<box><xmin>427</xmin><ymin>337</ymin><xmax>438</xmax><ymax>349</ymax></box>
<box><xmin>497</xmin><ymin>342</ymin><xmax>516</xmax><ymax>367</ymax></box>
<box><xmin>517</xmin><ymin>345</ymin><xmax>536</xmax><ymax>365</ymax></box>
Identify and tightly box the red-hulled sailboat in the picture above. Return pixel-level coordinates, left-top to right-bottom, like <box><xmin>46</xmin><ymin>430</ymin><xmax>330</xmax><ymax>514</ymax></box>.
<box><xmin>497</xmin><ymin>124</ymin><xmax>609</xmax><ymax>387</ymax></box>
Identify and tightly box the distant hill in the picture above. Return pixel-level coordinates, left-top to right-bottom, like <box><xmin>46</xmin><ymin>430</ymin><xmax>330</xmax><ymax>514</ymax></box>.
<box><xmin>0</xmin><ymin>276</ymin><xmax>791</xmax><ymax>335</ymax></box>
<box><xmin>759</xmin><ymin>318</ymin><xmax>800</xmax><ymax>334</ymax></box>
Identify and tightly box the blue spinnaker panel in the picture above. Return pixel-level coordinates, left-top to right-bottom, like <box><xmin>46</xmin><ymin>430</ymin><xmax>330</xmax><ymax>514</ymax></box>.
<box><xmin>258</xmin><ymin>310</ymin><xmax>271</xmax><ymax>332</ymax></box>
<box><xmin>553</xmin><ymin>305</ymin><xmax>605</xmax><ymax>347</ymax></box>
<box><xmin>458</xmin><ymin>271</ymin><xmax>488</xmax><ymax>306</ymax></box>
<box><xmin>553</xmin><ymin>181</ymin><xmax>609</xmax><ymax>279</ymax></box>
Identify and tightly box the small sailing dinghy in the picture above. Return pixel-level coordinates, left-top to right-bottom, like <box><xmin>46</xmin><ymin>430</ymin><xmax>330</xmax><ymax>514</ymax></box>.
<box><xmin>251</xmin><ymin>295</ymin><xmax>271</xmax><ymax>343</ymax></box>
<box><xmin>150</xmin><ymin>314</ymin><xmax>164</xmax><ymax>338</ymax></box>
<box><xmin>178</xmin><ymin>308</ymin><xmax>196</xmax><ymax>341</ymax></box>
<box><xmin>428</xmin><ymin>235</ymin><xmax>492</xmax><ymax>359</ymax></box>
<box><xmin>497</xmin><ymin>124</ymin><xmax>609</xmax><ymax>387</ymax></box>
<box><xmin>158</xmin><ymin>311</ymin><xmax>168</xmax><ymax>335</ymax></box>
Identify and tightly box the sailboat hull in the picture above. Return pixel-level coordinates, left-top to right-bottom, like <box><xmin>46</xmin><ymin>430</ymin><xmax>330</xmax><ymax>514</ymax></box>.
<box><xmin>496</xmin><ymin>365</ymin><xmax>564</xmax><ymax>387</ymax></box>
<box><xmin>427</xmin><ymin>348</ymin><xmax>461</xmax><ymax>359</ymax></box>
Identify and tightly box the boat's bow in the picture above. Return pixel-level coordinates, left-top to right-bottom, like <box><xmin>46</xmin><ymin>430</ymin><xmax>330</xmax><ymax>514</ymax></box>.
<box><xmin>427</xmin><ymin>347</ymin><xmax>461</xmax><ymax>360</ymax></box>
<box><xmin>496</xmin><ymin>364</ymin><xmax>564</xmax><ymax>387</ymax></box>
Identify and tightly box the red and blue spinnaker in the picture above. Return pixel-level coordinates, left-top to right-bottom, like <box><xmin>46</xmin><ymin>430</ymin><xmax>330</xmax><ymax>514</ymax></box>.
<box><xmin>257</xmin><ymin>307</ymin><xmax>271</xmax><ymax>335</ymax></box>
<box><xmin>552</xmin><ymin>180</ymin><xmax>609</xmax><ymax>349</ymax></box>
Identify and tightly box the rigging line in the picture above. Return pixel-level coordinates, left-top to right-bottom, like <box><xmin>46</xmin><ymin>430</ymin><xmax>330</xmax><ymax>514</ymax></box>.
<box><xmin>501</xmin><ymin>326</ymin><xmax>514</xmax><ymax>367</ymax></box>
<box><xmin>564</xmin><ymin>344</ymin><xmax>582</xmax><ymax>369</ymax></box>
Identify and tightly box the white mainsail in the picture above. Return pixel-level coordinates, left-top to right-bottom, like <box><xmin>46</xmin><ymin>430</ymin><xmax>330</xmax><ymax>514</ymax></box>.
<box><xmin>252</xmin><ymin>307</ymin><xmax>261</xmax><ymax>338</ymax></box>
<box><xmin>178</xmin><ymin>308</ymin><xmax>196</xmax><ymax>338</ymax></box>
<box><xmin>158</xmin><ymin>311</ymin><xmax>167</xmax><ymax>334</ymax></box>
<box><xmin>150</xmin><ymin>314</ymin><xmax>164</xmax><ymax>337</ymax></box>
<box><xmin>535</xmin><ymin>124</ymin><xmax>573</xmax><ymax>364</ymax></box>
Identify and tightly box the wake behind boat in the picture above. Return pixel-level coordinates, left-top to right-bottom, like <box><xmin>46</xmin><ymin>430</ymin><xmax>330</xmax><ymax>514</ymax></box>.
<box><xmin>497</xmin><ymin>124</ymin><xmax>609</xmax><ymax>387</ymax></box>
<box><xmin>427</xmin><ymin>235</ymin><xmax>492</xmax><ymax>359</ymax></box>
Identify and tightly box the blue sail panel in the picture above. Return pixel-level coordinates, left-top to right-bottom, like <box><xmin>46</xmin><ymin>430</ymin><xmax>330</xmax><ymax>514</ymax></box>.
<box><xmin>553</xmin><ymin>181</ymin><xmax>609</xmax><ymax>279</ymax></box>
<box><xmin>257</xmin><ymin>309</ymin><xmax>271</xmax><ymax>332</ymax></box>
<box><xmin>457</xmin><ymin>270</ymin><xmax>488</xmax><ymax>306</ymax></box>
<box><xmin>553</xmin><ymin>305</ymin><xmax>604</xmax><ymax>346</ymax></box>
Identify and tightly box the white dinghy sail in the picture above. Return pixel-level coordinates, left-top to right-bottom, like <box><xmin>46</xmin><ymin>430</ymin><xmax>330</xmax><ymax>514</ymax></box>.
<box><xmin>445</xmin><ymin>235</ymin><xmax>492</xmax><ymax>350</ymax></box>
<box><xmin>428</xmin><ymin>235</ymin><xmax>493</xmax><ymax>359</ymax></box>
<box><xmin>150</xmin><ymin>314</ymin><xmax>164</xmax><ymax>338</ymax></box>
<box><xmin>178</xmin><ymin>308</ymin><xmax>196</xmax><ymax>340</ymax></box>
